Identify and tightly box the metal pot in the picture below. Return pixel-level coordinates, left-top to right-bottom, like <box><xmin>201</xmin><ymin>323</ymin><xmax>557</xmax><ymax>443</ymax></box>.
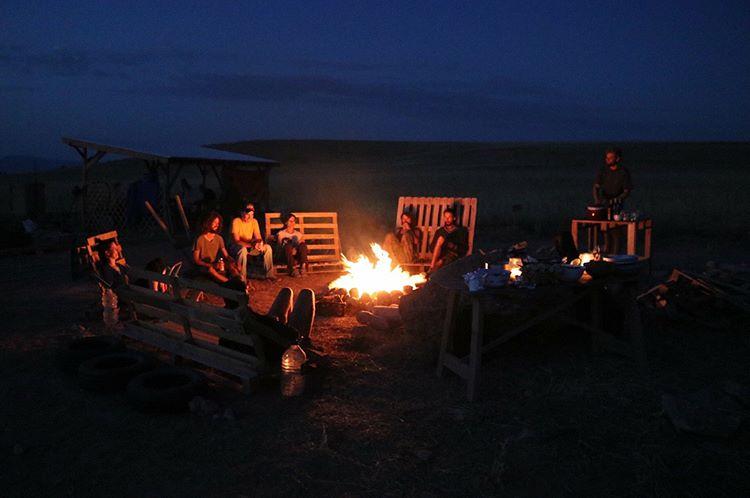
<box><xmin>586</xmin><ymin>205</ymin><xmax>608</xmax><ymax>220</ymax></box>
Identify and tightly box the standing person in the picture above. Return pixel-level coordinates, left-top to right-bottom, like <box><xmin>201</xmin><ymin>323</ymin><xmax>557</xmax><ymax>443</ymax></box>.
<box><xmin>592</xmin><ymin>147</ymin><xmax>634</xmax><ymax>253</ymax></box>
<box><xmin>383</xmin><ymin>211</ymin><xmax>422</xmax><ymax>264</ymax></box>
<box><xmin>429</xmin><ymin>208</ymin><xmax>469</xmax><ymax>272</ymax></box>
<box><xmin>277</xmin><ymin>213</ymin><xmax>308</xmax><ymax>277</ymax></box>
<box><xmin>593</xmin><ymin>147</ymin><xmax>633</xmax><ymax>211</ymax></box>
<box><xmin>229</xmin><ymin>201</ymin><xmax>276</xmax><ymax>281</ymax></box>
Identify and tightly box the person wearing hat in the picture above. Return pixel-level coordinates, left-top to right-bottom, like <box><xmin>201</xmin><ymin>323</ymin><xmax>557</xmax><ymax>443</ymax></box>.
<box><xmin>229</xmin><ymin>201</ymin><xmax>276</xmax><ymax>281</ymax></box>
<box><xmin>277</xmin><ymin>213</ymin><xmax>308</xmax><ymax>277</ymax></box>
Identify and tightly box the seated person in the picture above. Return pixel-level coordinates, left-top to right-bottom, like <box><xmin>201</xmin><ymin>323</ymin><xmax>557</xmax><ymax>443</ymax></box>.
<box><xmin>276</xmin><ymin>213</ymin><xmax>308</xmax><ymax>277</ymax></box>
<box><xmin>383</xmin><ymin>211</ymin><xmax>422</xmax><ymax>264</ymax></box>
<box><xmin>192</xmin><ymin>212</ymin><xmax>245</xmax><ymax>305</ymax></box>
<box><xmin>229</xmin><ymin>201</ymin><xmax>276</xmax><ymax>281</ymax></box>
<box><xmin>429</xmin><ymin>208</ymin><xmax>469</xmax><ymax>272</ymax></box>
<box><xmin>98</xmin><ymin>239</ymin><xmax>128</xmax><ymax>289</ymax></box>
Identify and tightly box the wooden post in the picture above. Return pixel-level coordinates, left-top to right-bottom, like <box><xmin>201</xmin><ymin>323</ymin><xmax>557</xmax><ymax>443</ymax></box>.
<box><xmin>145</xmin><ymin>200</ymin><xmax>174</xmax><ymax>243</ymax></box>
<box><xmin>627</xmin><ymin>222</ymin><xmax>637</xmax><ymax>255</ymax></box>
<box><xmin>571</xmin><ymin>220</ymin><xmax>579</xmax><ymax>249</ymax></box>
<box><xmin>436</xmin><ymin>290</ymin><xmax>459</xmax><ymax>378</ymax></box>
<box><xmin>174</xmin><ymin>194</ymin><xmax>191</xmax><ymax>237</ymax></box>
<box><xmin>624</xmin><ymin>283</ymin><xmax>648</xmax><ymax>377</ymax></box>
<box><xmin>467</xmin><ymin>295</ymin><xmax>484</xmax><ymax>401</ymax></box>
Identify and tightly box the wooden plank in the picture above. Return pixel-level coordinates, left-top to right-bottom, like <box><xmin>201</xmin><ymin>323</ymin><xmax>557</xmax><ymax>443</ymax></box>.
<box><xmin>130</xmin><ymin>319</ymin><xmax>257</xmax><ymax>366</ymax></box>
<box><xmin>441</xmin><ymin>353</ymin><xmax>471</xmax><ymax>378</ymax></box>
<box><xmin>171</xmin><ymin>302</ymin><xmax>244</xmax><ymax>332</ymax></box>
<box><xmin>132</xmin><ymin>301</ymin><xmax>183</xmax><ymax>323</ymax></box>
<box><xmin>123</xmin><ymin>323</ymin><xmax>259</xmax><ymax>379</ymax></box>
<box><xmin>86</xmin><ymin>231</ymin><xmax>118</xmax><ymax>248</ymax></box>
<box><xmin>307</xmin><ymin>254</ymin><xmax>339</xmax><ymax>262</ymax></box>
<box><xmin>174</xmin><ymin>194</ymin><xmax>191</xmax><ymax>237</ymax></box>
<box><xmin>127</xmin><ymin>267</ymin><xmax>176</xmax><ymax>286</ymax></box>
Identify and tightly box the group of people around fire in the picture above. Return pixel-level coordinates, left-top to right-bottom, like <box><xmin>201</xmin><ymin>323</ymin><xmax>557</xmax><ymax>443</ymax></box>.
<box><xmin>100</xmin><ymin>146</ymin><xmax>633</xmax><ymax>299</ymax></box>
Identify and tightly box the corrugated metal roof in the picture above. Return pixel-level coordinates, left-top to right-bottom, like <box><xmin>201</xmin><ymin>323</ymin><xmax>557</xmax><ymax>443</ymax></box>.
<box><xmin>62</xmin><ymin>137</ymin><xmax>278</xmax><ymax>165</ymax></box>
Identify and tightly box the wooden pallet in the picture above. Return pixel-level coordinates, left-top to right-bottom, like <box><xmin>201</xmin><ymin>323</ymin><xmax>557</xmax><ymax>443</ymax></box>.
<box><xmin>265</xmin><ymin>212</ymin><xmax>343</xmax><ymax>272</ymax></box>
<box><xmin>395</xmin><ymin>196</ymin><xmax>478</xmax><ymax>270</ymax></box>
<box><xmin>118</xmin><ymin>267</ymin><xmax>293</xmax><ymax>393</ymax></box>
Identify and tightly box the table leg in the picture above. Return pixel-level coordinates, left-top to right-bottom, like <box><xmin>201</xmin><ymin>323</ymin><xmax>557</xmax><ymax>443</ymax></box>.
<box><xmin>627</xmin><ymin>223</ymin><xmax>636</xmax><ymax>255</ymax></box>
<box><xmin>624</xmin><ymin>285</ymin><xmax>648</xmax><ymax>378</ymax></box>
<box><xmin>467</xmin><ymin>296</ymin><xmax>484</xmax><ymax>401</ymax></box>
<box><xmin>436</xmin><ymin>290</ymin><xmax>459</xmax><ymax>378</ymax></box>
<box><xmin>590</xmin><ymin>287</ymin><xmax>603</xmax><ymax>353</ymax></box>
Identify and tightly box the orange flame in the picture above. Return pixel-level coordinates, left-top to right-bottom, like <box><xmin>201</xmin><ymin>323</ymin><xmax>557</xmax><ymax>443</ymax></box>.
<box><xmin>505</xmin><ymin>257</ymin><xmax>523</xmax><ymax>280</ymax></box>
<box><xmin>328</xmin><ymin>243</ymin><xmax>426</xmax><ymax>295</ymax></box>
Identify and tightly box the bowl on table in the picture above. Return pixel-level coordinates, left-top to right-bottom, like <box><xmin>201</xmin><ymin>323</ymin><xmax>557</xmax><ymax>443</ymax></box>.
<box><xmin>556</xmin><ymin>263</ymin><xmax>585</xmax><ymax>283</ymax></box>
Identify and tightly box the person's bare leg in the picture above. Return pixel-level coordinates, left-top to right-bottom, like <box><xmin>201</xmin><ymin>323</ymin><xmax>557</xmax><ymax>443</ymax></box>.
<box><xmin>267</xmin><ymin>287</ymin><xmax>293</xmax><ymax>324</ymax></box>
<box><xmin>288</xmin><ymin>288</ymin><xmax>315</xmax><ymax>340</ymax></box>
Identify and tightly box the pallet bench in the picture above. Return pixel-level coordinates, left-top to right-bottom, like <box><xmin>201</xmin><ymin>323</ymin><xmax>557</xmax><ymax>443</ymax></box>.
<box><xmin>395</xmin><ymin>196</ymin><xmax>478</xmax><ymax>271</ymax></box>
<box><xmin>118</xmin><ymin>267</ymin><xmax>294</xmax><ymax>392</ymax></box>
<box><xmin>265</xmin><ymin>212</ymin><xmax>343</xmax><ymax>273</ymax></box>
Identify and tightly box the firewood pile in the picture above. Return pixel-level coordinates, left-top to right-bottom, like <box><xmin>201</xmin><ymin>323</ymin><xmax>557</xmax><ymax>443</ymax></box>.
<box><xmin>638</xmin><ymin>263</ymin><xmax>750</xmax><ymax>327</ymax></box>
<box><xmin>315</xmin><ymin>286</ymin><xmax>414</xmax><ymax>317</ymax></box>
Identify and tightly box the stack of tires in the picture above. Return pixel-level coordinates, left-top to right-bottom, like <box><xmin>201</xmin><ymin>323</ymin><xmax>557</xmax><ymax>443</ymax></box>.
<box><xmin>56</xmin><ymin>336</ymin><xmax>205</xmax><ymax>413</ymax></box>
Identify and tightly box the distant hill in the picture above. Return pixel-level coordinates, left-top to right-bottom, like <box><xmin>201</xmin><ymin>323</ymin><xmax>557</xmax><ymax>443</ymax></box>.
<box><xmin>0</xmin><ymin>156</ymin><xmax>71</xmax><ymax>174</ymax></box>
<box><xmin>210</xmin><ymin>139</ymin><xmax>750</xmax><ymax>169</ymax></box>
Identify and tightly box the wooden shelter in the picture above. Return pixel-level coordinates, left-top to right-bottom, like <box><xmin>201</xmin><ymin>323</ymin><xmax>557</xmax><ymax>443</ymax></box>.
<box><xmin>61</xmin><ymin>137</ymin><xmax>278</xmax><ymax>232</ymax></box>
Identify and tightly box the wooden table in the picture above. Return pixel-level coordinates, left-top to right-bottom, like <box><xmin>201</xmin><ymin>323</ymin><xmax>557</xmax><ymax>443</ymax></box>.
<box><xmin>435</xmin><ymin>276</ymin><xmax>647</xmax><ymax>401</ymax></box>
<box><xmin>570</xmin><ymin>218</ymin><xmax>652</xmax><ymax>260</ymax></box>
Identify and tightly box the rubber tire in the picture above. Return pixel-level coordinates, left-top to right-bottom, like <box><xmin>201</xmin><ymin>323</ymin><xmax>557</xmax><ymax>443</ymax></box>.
<box><xmin>127</xmin><ymin>367</ymin><xmax>206</xmax><ymax>413</ymax></box>
<box><xmin>77</xmin><ymin>351</ymin><xmax>153</xmax><ymax>392</ymax></box>
<box><xmin>55</xmin><ymin>335</ymin><xmax>125</xmax><ymax>374</ymax></box>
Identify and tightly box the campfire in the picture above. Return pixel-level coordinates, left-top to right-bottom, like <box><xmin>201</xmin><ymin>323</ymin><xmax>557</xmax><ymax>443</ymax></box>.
<box><xmin>329</xmin><ymin>243</ymin><xmax>426</xmax><ymax>296</ymax></box>
<box><xmin>317</xmin><ymin>243</ymin><xmax>426</xmax><ymax>316</ymax></box>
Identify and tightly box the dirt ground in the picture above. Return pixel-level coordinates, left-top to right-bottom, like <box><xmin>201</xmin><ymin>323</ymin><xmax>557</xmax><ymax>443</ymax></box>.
<box><xmin>1</xmin><ymin>238</ymin><xmax>750</xmax><ymax>497</ymax></box>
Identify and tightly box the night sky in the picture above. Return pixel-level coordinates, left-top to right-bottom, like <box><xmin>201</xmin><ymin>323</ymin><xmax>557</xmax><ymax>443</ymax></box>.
<box><xmin>2</xmin><ymin>0</ymin><xmax>749</xmax><ymax>158</ymax></box>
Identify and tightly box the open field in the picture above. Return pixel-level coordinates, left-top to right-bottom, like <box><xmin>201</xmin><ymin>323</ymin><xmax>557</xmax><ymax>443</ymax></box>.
<box><xmin>2</xmin><ymin>142</ymin><xmax>749</xmax><ymax>252</ymax></box>
<box><xmin>1</xmin><ymin>242</ymin><xmax>749</xmax><ymax>496</ymax></box>
<box><xmin>2</xmin><ymin>141</ymin><xmax>749</xmax><ymax>495</ymax></box>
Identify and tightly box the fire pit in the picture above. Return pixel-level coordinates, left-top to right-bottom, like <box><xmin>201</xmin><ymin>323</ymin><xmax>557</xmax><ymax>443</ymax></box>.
<box><xmin>317</xmin><ymin>243</ymin><xmax>427</xmax><ymax>316</ymax></box>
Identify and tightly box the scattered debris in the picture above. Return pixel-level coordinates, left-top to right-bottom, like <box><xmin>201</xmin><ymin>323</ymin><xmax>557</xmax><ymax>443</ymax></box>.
<box><xmin>639</xmin><ymin>267</ymin><xmax>750</xmax><ymax>326</ymax></box>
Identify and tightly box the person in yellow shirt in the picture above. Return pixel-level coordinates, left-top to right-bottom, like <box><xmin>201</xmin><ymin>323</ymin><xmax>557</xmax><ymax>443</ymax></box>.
<box><xmin>229</xmin><ymin>201</ymin><xmax>276</xmax><ymax>281</ymax></box>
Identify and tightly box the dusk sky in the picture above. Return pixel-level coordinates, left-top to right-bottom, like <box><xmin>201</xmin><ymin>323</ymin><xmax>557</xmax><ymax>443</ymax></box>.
<box><xmin>2</xmin><ymin>0</ymin><xmax>749</xmax><ymax>158</ymax></box>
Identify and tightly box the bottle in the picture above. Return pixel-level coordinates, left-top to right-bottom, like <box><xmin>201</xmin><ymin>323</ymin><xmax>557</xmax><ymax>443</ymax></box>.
<box><xmin>101</xmin><ymin>287</ymin><xmax>118</xmax><ymax>331</ymax></box>
<box><xmin>280</xmin><ymin>343</ymin><xmax>307</xmax><ymax>397</ymax></box>
<box><xmin>217</xmin><ymin>257</ymin><xmax>225</xmax><ymax>273</ymax></box>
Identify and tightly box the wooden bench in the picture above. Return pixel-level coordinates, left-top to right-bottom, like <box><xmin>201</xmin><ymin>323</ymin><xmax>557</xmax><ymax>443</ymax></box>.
<box><xmin>265</xmin><ymin>212</ymin><xmax>343</xmax><ymax>273</ymax></box>
<box><xmin>118</xmin><ymin>267</ymin><xmax>294</xmax><ymax>392</ymax></box>
<box><xmin>395</xmin><ymin>197</ymin><xmax>478</xmax><ymax>271</ymax></box>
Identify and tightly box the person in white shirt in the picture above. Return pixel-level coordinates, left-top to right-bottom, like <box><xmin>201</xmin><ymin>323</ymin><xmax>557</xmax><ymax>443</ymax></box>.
<box><xmin>276</xmin><ymin>213</ymin><xmax>308</xmax><ymax>277</ymax></box>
